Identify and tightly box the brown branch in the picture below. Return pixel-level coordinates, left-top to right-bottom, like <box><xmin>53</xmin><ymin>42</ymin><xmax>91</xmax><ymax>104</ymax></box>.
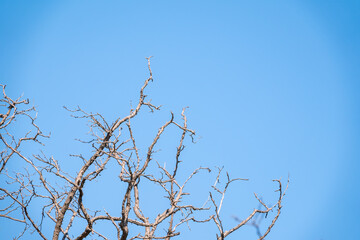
<box><xmin>52</xmin><ymin>57</ymin><xmax>156</xmax><ymax>240</ymax></box>
<box><xmin>0</xmin><ymin>58</ymin><xmax>288</xmax><ymax>240</ymax></box>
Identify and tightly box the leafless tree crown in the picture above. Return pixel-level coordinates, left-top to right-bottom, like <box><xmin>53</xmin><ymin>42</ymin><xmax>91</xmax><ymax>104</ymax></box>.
<box><xmin>0</xmin><ymin>58</ymin><xmax>288</xmax><ymax>240</ymax></box>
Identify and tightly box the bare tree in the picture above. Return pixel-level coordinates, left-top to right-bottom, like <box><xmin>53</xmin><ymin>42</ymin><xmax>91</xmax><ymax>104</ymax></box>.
<box><xmin>0</xmin><ymin>58</ymin><xmax>288</xmax><ymax>240</ymax></box>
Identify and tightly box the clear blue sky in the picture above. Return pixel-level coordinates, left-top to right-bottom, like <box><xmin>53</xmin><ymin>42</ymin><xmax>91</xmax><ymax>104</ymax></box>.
<box><xmin>1</xmin><ymin>1</ymin><xmax>359</xmax><ymax>239</ymax></box>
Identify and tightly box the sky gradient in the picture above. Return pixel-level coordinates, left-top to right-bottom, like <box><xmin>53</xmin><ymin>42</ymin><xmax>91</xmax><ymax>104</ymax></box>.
<box><xmin>1</xmin><ymin>1</ymin><xmax>359</xmax><ymax>239</ymax></box>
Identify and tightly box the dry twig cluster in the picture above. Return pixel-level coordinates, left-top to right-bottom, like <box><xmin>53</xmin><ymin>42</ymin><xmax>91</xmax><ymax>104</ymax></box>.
<box><xmin>0</xmin><ymin>58</ymin><xmax>288</xmax><ymax>239</ymax></box>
